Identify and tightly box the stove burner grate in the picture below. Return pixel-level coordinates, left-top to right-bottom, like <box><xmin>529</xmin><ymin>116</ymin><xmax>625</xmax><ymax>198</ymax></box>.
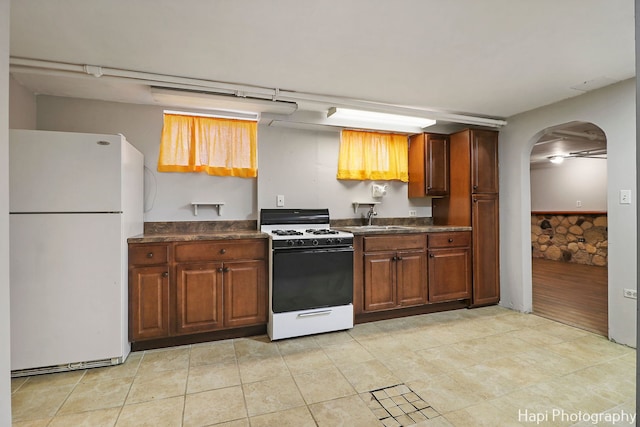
<box><xmin>306</xmin><ymin>229</ymin><xmax>339</xmax><ymax>235</ymax></box>
<box><xmin>272</xmin><ymin>229</ymin><xmax>303</xmax><ymax>236</ymax></box>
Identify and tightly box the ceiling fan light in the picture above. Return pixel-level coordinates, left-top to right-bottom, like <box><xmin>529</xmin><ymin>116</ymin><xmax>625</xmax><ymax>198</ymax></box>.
<box><xmin>549</xmin><ymin>156</ymin><xmax>565</xmax><ymax>164</ymax></box>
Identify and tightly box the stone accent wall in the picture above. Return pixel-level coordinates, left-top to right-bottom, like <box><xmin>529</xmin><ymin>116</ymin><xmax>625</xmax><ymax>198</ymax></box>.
<box><xmin>531</xmin><ymin>214</ymin><xmax>607</xmax><ymax>266</ymax></box>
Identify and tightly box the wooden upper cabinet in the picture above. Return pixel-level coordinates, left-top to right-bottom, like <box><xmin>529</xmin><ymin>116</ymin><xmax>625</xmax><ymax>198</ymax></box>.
<box><xmin>408</xmin><ymin>133</ymin><xmax>449</xmax><ymax>197</ymax></box>
<box><xmin>470</xmin><ymin>129</ymin><xmax>499</xmax><ymax>193</ymax></box>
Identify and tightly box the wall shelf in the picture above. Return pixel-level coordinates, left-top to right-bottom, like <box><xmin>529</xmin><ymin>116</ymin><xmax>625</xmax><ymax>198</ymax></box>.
<box><xmin>352</xmin><ymin>201</ymin><xmax>380</xmax><ymax>214</ymax></box>
<box><xmin>191</xmin><ymin>202</ymin><xmax>225</xmax><ymax>216</ymax></box>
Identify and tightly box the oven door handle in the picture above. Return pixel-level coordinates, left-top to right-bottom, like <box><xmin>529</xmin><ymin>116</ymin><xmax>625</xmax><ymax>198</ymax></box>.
<box><xmin>297</xmin><ymin>310</ymin><xmax>333</xmax><ymax>318</ymax></box>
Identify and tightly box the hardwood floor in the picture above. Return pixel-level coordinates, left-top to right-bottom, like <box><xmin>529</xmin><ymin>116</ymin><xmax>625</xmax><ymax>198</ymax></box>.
<box><xmin>532</xmin><ymin>257</ymin><xmax>608</xmax><ymax>336</ymax></box>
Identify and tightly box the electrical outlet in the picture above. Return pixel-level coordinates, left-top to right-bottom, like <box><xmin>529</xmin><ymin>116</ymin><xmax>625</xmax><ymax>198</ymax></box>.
<box><xmin>409</xmin><ymin>210</ymin><xmax>417</xmax><ymax>217</ymax></box>
<box><xmin>276</xmin><ymin>195</ymin><xmax>285</xmax><ymax>207</ymax></box>
<box><xmin>620</xmin><ymin>190</ymin><xmax>632</xmax><ymax>205</ymax></box>
<box><xmin>623</xmin><ymin>288</ymin><xmax>637</xmax><ymax>299</ymax></box>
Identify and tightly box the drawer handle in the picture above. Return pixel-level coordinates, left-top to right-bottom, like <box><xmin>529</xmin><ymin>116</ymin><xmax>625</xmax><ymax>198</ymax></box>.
<box><xmin>147</xmin><ymin>252</ymin><xmax>154</xmax><ymax>258</ymax></box>
<box><xmin>297</xmin><ymin>310</ymin><xmax>332</xmax><ymax>318</ymax></box>
<box><xmin>448</xmin><ymin>238</ymin><xmax>454</xmax><ymax>243</ymax></box>
<box><xmin>220</xmin><ymin>249</ymin><xmax>227</xmax><ymax>254</ymax></box>
<box><xmin>162</xmin><ymin>271</ymin><xmax>168</xmax><ymax>278</ymax></box>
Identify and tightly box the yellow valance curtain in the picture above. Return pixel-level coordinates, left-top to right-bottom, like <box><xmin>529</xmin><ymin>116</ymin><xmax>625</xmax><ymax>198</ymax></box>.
<box><xmin>157</xmin><ymin>113</ymin><xmax>258</xmax><ymax>178</ymax></box>
<box><xmin>336</xmin><ymin>130</ymin><xmax>409</xmax><ymax>182</ymax></box>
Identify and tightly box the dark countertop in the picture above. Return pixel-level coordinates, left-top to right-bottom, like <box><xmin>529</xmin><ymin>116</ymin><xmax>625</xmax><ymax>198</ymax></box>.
<box><xmin>336</xmin><ymin>225</ymin><xmax>471</xmax><ymax>235</ymax></box>
<box><xmin>128</xmin><ymin>222</ymin><xmax>471</xmax><ymax>243</ymax></box>
<box><xmin>128</xmin><ymin>230</ymin><xmax>269</xmax><ymax>244</ymax></box>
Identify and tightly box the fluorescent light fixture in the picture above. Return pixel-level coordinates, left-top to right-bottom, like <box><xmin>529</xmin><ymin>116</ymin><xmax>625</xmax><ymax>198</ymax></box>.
<box><xmin>327</xmin><ymin>107</ymin><xmax>436</xmax><ymax>129</ymax></box>
<box><xmin>164</xmin><ymin>109</ymin><xmax>259</xmax><ymax>121</ymax></box>
<box><xmin>151</xmin><ymin>87</ymin><xmax>298</xmax><ymax>115</ymax></box>
<box><xmin>548</xmin><ymin>156</ymin><xmax>565</xmax><ymax>164</ymax></box>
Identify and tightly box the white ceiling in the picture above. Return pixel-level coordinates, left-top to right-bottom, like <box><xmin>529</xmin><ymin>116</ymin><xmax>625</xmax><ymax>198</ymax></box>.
<box><xmin>8</xmin><ymin>0</ymin><xmax>635</xmax><ymax>129</ymax></box>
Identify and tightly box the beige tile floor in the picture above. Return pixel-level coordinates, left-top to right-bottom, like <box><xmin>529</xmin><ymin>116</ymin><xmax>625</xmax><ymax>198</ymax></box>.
<box><xmin>11</xmin><ymin>306</ymin><xmax>636</xmax><ymax>426</ymax></box>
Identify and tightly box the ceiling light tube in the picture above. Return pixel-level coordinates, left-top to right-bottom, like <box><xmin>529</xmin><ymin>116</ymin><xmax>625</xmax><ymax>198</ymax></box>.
<box><xmin>327</xmin><ymin>107</ymin><xmax>436</xmax><ymax>129</ymax></box>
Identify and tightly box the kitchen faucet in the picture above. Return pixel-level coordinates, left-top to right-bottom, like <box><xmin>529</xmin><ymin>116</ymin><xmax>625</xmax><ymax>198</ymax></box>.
<box><xmin>367</xmin><ymin>205</ymin><xmax>378</xmax><ymax>225</ymax></box>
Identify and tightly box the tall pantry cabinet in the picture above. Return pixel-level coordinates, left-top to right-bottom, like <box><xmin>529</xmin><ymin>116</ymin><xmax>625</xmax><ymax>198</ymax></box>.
<box><xmin>432</xmin><ymin>129</ymin><xmax>500</xmax><ymax>306</ymax></box>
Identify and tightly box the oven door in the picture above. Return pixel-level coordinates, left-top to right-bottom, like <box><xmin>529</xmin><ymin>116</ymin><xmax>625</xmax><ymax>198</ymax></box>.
<box><xmin>272</xmin><ymin>246</ymin><xmax>354</xmax><ymax>313</ymax></box>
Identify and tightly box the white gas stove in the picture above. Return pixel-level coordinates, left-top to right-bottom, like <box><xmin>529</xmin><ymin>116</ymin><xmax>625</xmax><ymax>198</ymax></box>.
<box><xmin>260</xmin><ymin>209</ymin><xmax>354</xmax><ymax>340</ymax></box>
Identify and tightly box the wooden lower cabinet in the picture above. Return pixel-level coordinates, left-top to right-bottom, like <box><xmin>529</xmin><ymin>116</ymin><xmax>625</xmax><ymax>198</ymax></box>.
<box><xmin>175</xmin><ymin>262</ymin><xmax>223</xmax><ymax>334</ymax></box>
<box><xmin>427</xmin><ymin>232</ymin><xmax>472</xmax><ymax>303</ymax></box>
<box><xmin>358</xmin><ymin>232</ymin><xmax>472</xmax><ymax>316</ymax></box>
<box><xmin>472</xmin><ymin>194</ymin><xmax>500</xmax><ymax>306</ymax></box>
<box><xmin>130</xmin><ymin>265</ymin><xmax>170</xmax><ymax>340</ymax></box>
<box><xmin>362</xmin><ymin>234</ymin><xmax>427</xmax><ymax>312</ymax></box>
<box><xmin>223</xmin><ymin>260</ymin><xmax>267</xmax><ymax>328</ymax></box>
<box><xmin>129</xmin><ymin>239</ymin><xmax>267</xmax><ymax>344</ymax></box>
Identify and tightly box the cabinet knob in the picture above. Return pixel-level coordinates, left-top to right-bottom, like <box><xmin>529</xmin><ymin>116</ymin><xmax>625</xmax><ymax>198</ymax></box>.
<box><xmin>217</xmin><ymin>267</ymin><xmax>224</xmax><ymax>273</ymax></box>
<box><xmin>473</xmin><ymin>198</ymin><xmax>477</xmax><ymax>203</ymax></box>
<box><xmin>429</xmin><ymin>254</ymin><xmax>435</xmax><ymax>258</ymax></box>
<box><xmin>147</xmin><ymin>252</ymin><xmax>154</xmax><ymax>258</ymax></box>
<box><xmin>397</xmin><ymin>256</ymin><xmax>403</xmax><ymax>261</ymax></box>
<box><xmin>223</xmin><ymin>267</ymin><xmax>230</xmax><ymax>273</ymax></box>
<box><xmin>473</xmin><ymin>185</ymin><xmax>478</xmax><ymax>190</ymax></box>
<box><xmin>220</xmin><ymin>249</ymin><xmax>227</xmax><ymax>254</ymax></box>
<box><xmin>448</xmin><ymin>238</ymin><xmax>454</xmax><ymax>243</ymax></box>
<box><xmin>392</xmin><ymin>256</ymin><xmax>397</xmax><ymax>261</ymax></box>
<box><xmin>427</xmin><ymin>186</ymin><xmax>432</xmax><ymax>190</ymax></box>
<box><xmin>162</xmin><ymin>271</ymin><xmax>168</xmax><ymax>278</ymax></box>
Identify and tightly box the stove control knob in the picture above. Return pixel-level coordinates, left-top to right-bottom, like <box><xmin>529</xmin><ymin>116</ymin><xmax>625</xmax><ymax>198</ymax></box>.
<box><xmin>286</xmin><ymin>240</ymin><xmax>295</xmax><ymax>246</ymax></box>
<box><xmin>312</xmin><ymin>239</ymin><xmax>319</xmax><ymax>246</ymax></box>
<box><xmin>297</xmin><ymin>239</ymin><xmax>305</xmax><ymax>246</ymax></box>
<box><xmin>326</xmin><ymin>238</ymin><xmax>335</xmax><ymax>245</ymax></box>
<box><xmin>335</xmin><ymin>238</ymin><xmax>343</xmax><ymax>244</ymax></box>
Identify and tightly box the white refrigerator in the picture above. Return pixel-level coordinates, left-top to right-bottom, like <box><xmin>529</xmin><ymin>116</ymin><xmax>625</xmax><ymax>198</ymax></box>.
<box><xmin>9</xmin><ymin>129</ymin><xmax>144</xmax><ymax>376</ymax></box>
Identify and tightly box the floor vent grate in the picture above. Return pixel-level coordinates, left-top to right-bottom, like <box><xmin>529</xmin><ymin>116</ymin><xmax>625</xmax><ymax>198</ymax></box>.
<box><xmin>366</xmin><ymin>384</ymin><xmax>440</xmax><ymax>427</ymax></box>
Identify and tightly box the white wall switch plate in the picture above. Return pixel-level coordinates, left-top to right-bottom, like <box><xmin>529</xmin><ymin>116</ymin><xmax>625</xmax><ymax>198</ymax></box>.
<box><xmin>620</xmin><ymin>189</ymin><xmax>631</xmax><ymax>205</ymax></box>
<box><xmin>276</xmin><ymin>195</ymin><xmax>285</xmax><ymax>207</ymax></box>
<box><xmin>623</xmin><ymin>288</ymin><xmax>637</xmax><ymax>299</ymax></box>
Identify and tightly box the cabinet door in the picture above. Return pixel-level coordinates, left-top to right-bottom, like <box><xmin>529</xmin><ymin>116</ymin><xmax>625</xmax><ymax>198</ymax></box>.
<box><xmin>471</xmin><ymin>130</ymin><xmax>499</xmax><ymax>193</ymax></box>
<box><xmin>472</xmin><ymin>194</ymin><xmax>500</xmax><ymax>306</ymax></box>
<box><xmin>426</xmin><ymin>134</ymin><xmax>449</xmax><ymax>196</ymax></box>
<box><xmin>223</xmin><ymin>260</ymin><xmax>267</xmax><ymax>328</ymax></box>
<box><xmin>428</xmin><ymin>248</ymin><xmax>471</xmax><ymax>302</ymax></box>
<box><xmin>408</xmin><ymin>133</ymin><xmax>449</xmax><ymax>197</ymax></box>
<box><xmin>396</xmin><ymin>250</ymin><xmax>427</xmax><ymax>307</ymax></box>
<box><xmin>175</xmin><ymin>262</ymin><xmax>224</xmax><ymax>334</ymax></box>
<box><xmin>130</xmin><ymin>266</ymin><xmax>169</xmax><ymax>341</ymax></box>
<box><xmin>363</xmin><ymin>252</ymin><xmax>396</xmax><ymax>311</ymax></box>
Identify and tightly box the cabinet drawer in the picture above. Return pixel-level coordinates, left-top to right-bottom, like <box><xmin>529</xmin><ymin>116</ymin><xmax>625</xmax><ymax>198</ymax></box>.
<box><xmin>363</xmin><ymin>234</ymin><xmax>426</xmax><ymax>252</ymax></box>
<box><xmin>428</xmin><ymin>232</ymin><xmax>471</xmax><ymax>249</ymax></box>
<box><xmin>129</xmin><ymin>244</ymin><xmax>169</xmax><ymax>265</ymax></box>
<box><xmin>175</xmin><ymin>239</ymin><xmax>266</xmax><ymax>262</ymax></box>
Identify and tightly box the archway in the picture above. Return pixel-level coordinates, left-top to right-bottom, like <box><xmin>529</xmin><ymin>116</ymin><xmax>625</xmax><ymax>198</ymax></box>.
<box><xmin>529</xmin><ymin>121</ymin><xmax>608</xmax><ymax>335</ymax></box>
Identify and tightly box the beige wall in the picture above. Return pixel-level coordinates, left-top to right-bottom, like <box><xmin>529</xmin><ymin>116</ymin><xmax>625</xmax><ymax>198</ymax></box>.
<box><xmin>500</xmin><ymin>78</ymin><xmax>636</xmax><ymax>347</ymax></box>
<box><xmin>9</xmin><ymin>75</ymin><xmax>36</xmax><ymax>129</ymax></box>
<box><xmin>530</xmin><ymin>157</ymin><xmax>607</xmax><ymax>212</ymax></box>
<box><xmin>35</xmin><ymin>95</ymin><xmax>432</xmax><ymax>223</ymax></box>
<box><xmin>1</xmin><ymin>0</ymin><xmax>12</xmax><ymax>422</ymax></box>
